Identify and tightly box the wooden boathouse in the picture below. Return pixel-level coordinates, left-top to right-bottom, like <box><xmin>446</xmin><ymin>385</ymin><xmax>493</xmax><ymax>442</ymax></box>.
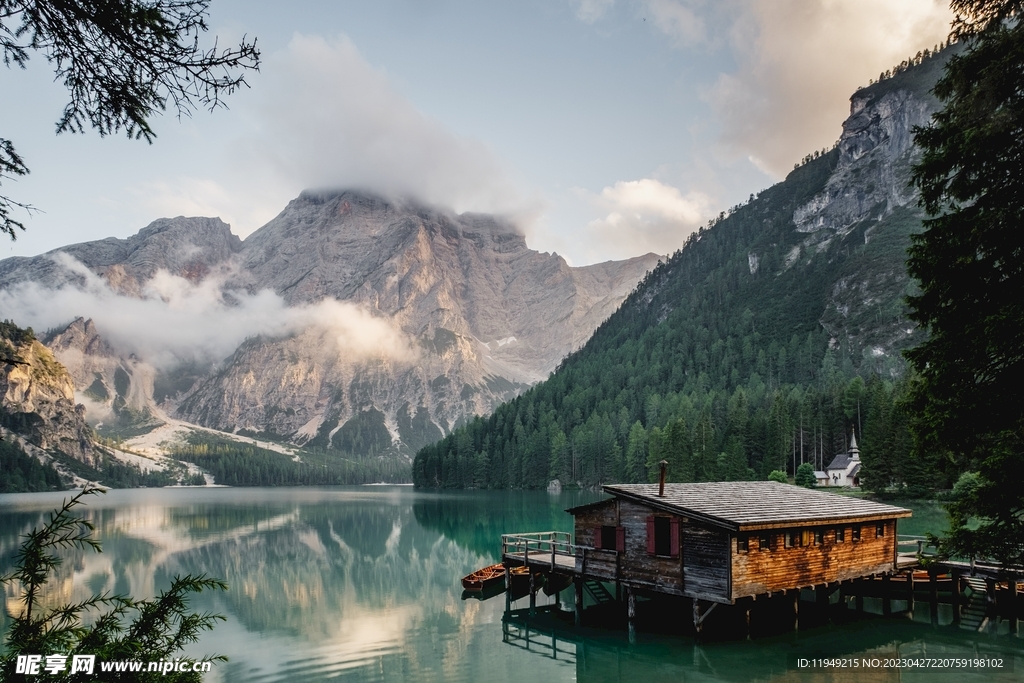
<box><xmin>502</xmin><ymin>480</ymin><xmax>912</xmax><ymax>633</ymax></box>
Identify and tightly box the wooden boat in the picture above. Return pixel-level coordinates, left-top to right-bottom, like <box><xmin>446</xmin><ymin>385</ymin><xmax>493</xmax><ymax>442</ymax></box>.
<box><xmin>461</xmin><ymin>563</ymin><xmax>505</xmax><ymax>592</ymax></box>
<box><xmin>462</xmin><ymin>563</ymin><xmax>547</xmax><ymax>593</ymax></box>
<box><xmin>461</xmin><ymin>581</ymin><xmax>506</xmax><ymax>601</ymax></box>
<box><xmin>543</xmin><ymin>573</ymin><xmax>573</xmax><ymax>596</ymax></box>
<box><xmin>509</xmin><ymin>565</ymin><xmax>541</xmax><ymax>592</ymax></box>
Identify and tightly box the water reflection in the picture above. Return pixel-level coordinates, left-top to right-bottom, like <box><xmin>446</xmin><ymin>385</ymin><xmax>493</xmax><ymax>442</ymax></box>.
<box><xmin>503</xmin><ymin>605</ymin><xmax>1024</xmax><ymax>683</ymax></box>
<box><xmin>0</xmin><ymin>488</ymin><xmax>1020</xmax><ymax>683</ymax></box>
<box><xmin>0</xmin><ymin>488</ymin><xmax>599</xmax><ymax>683</ymax></box>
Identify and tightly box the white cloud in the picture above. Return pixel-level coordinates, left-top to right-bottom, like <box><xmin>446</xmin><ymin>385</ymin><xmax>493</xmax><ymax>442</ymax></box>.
<box><xmin>0</xmin><ymin>254</ymin><xmax>418</xmax><ymax>370</ymax></box>
<box><xmin>241</xmin><ymin>33</ymin><xmax>523</xmax><ymax>215</ymax></box>
<box><xmin>130</xmin><ymin>178</ymin><xmax>283</xmax><ymax>240</ymax></box>
<box><xmin>707</xmin><ymin>0</ymin><xmax>951</xmax><ymax>177</ymax></box>
<box><xmin>119</xmin><ymin>32</ymin><xmax>528</xmax><ymax>240</ymax></box>
<box><xmin>571</xmin><ymin>0</ymin><xmax>615</xmax><ymax>23</ymax></box>
<box><xmin>644</xmin><ymin>0</ymin><xmax>706</xmax><ymax>44</ymax></box>
<box><xmin>584</xmin><ymin>178</ymin><xmax>712</xmax><ymax>259</ymax></box>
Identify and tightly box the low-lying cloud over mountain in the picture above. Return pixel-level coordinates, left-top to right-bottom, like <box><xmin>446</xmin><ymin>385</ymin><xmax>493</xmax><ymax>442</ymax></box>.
<box><xmin>0</xmin><ymin>190</ymin><xmax>659</xmax><ymax>455</ymax></box>
<box><xmin>0</xmin><ymin>253</ymin><xmax>417</xmax><ymax>372</ymax></box>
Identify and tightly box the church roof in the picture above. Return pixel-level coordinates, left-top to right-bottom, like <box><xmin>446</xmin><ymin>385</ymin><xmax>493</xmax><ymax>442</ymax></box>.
<box><xmin>826</xmin><ymin>453</ymin><xmax>852</xmax><ymax>471</ymax></box>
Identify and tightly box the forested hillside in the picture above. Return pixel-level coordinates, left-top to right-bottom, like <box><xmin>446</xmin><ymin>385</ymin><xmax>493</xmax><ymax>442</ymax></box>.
<box><xmin>414</xmin><ymin>49</ymin><xmax>955</xmax><ymax>495</ymax></box>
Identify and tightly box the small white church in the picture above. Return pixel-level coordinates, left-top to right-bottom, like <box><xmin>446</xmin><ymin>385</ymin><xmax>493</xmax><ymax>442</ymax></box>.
<box><xmin>815</xmin><ymin>433</ymin><xmax>862</xmax><ymax>488</ymax></box>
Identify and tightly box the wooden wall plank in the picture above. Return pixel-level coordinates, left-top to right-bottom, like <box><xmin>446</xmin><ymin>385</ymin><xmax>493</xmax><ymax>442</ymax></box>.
<box><xmin>731</xmin><ymin>521</ymin><xmax>897</xmax><ymax>599</ymax></box>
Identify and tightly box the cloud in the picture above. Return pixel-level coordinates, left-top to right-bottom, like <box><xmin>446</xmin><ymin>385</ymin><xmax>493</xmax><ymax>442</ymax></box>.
<box><xmin>706</xmin><ymin>0</ymin><xmax>951</xmax><ymax>177</ymax></box>
<box><xmin>570</xmin><ymin>0</ymin><xmax>615</xmax><ymax>23</ymax></box>
<box><xmin>583</xmin><ymin>178</ymin><xmax>712</xmax><ymax>259</ymax></box>
<box><xmin>237</xmin><ymin>33</ymin><xmax>523</xmax><ymax>215</ymax></box>
<box><xmin>0</xmin><ymin>254</ymin><xmax>418</xmax><ymax>370</ymax></box>
<box><xmin>644</xmin><ymin>0</ymin><xmax>706</xmax><ymax>44</ymax></box>
<box><xmin>130</xmin><ymin>178</ymin><xmax>283</xmax><ymax>241</ymax></box>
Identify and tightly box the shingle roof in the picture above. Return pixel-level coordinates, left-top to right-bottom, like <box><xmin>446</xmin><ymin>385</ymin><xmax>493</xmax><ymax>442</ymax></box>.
<box><xmin>826</xmin><ymin>453</ymin><xmax>852</xmax><ymax>471</ymax></box>
<box><xmin>602</xmin><ymin>482</ymin><xmax>911</xmax><ymax>531</ymax></box>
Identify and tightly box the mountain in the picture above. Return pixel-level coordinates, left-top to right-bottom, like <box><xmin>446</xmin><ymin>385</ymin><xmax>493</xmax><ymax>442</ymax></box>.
<box><xmin>413</xmin><ymin>48</ymin><xmax>956</xmax><ymax>492</ymax></box>
<box><xmin>0</xmin><ymin>193</ymin><xmax>660</xmax><ymax>460</ymax></box>
<box><xmin>0</xmin><ymin>321</ymin><xmax>94</xmax><ymax>466</ymax></box>
<box><xmin>0</xmin><ymin>216</ymin><xmax>242</xmax><ymax>293</ymax></box>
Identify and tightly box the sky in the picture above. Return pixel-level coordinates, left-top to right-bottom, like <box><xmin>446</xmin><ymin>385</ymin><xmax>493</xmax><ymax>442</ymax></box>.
<box><xmin>1</xmin><ymin>0</ymin><xmax>953</xmax><ymax>266</ymax></box>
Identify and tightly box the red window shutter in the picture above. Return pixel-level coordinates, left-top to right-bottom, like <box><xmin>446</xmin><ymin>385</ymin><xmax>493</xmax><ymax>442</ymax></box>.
<box><xmin>616</xmin><ymin>526</ymin><xmax>625</xmax><ymax>552</ymax></box>
<box><xmin>646</xmin><ymin>516</ymin><xmax>656</xmax><ymax>555</ymax></box>
<box><xmin>593</xmin><ymin>527</ymin><xmax>602</xmax><ymax>550</ymax></box>
<box><xmin>670</xmin><ymin>518</ymin><xmax>680</xmax><ymax>557</ymax></box>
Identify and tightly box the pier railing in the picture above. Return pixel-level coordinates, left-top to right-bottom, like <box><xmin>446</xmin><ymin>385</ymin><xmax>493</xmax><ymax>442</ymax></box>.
<box><xmin>896</xmin><ymin>535</ymin><xmax>1024</xmax><ymax>578</ymax></box>
<box><xmin>897</xmin><ymin>534</ymin><xmax>938</xmax><ymax>564</ymax></box>
<box><xmin>501</xmin><ymin>531</ymin><xmax>621</xmax><ymax>572</ymax></box>
<box><xmin>501</xmin><ymin>531</ymin><xmax>576</xmax><ymax>569</ymax></box>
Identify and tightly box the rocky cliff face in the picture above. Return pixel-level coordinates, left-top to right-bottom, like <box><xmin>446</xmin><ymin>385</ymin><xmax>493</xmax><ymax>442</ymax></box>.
<box><xmin>182</xmin><ymin>191</ymin><xmax>659</xmax><ymax>451</ymax></box>
<box><xmin>0</xmin><ymin>195</ymin><xmax>659</xmax><ymax>454</ymax></box>
<box><xmin>0</xmin><ymin>324</ymin><xmax>94</xmax><ymax>464</ymax></box>
<box><xmin>786</xmin><ymin>62</ymin><xmax>949</xmax><ymax>366</ymax></box>
<box><xmin>0</xmin><ymin>217</ymin><xmax>241</xmax><ymax>294</ymax></box>
<box><xmin>44</xmin><ymin>318</ymin><xmax>159</xmax><ymax>428</ymax></box>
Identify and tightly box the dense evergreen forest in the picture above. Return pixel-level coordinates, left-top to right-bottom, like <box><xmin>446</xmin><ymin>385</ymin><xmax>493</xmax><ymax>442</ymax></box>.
<box><xmin>0</xmin><ymin>439</ymin><xmax>64</xmax><ymax>493</ymax></box>
<box><xmin>167</xmin><ymin>432</ymin><xmax>408</xmax><ymax>486</ymax></box>
<box><xmin>414</xmin><ymin>57</ymin><xmax>952</xmax><ymax>495</ymax></box>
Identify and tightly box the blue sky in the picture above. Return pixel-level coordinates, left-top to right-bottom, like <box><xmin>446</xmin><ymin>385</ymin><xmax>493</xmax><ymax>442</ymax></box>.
<box><xmin>2</xmin><ymin>0</ymin><xmax>952</xmax><ymax>265</ymax></box>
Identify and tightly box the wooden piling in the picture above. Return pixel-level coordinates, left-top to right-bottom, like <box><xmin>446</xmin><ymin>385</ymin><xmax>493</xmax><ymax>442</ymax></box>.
<box><xmin>574</xmin><ymin>578</ymin><xmax>583</xmax><ymax>627</ymax></box>
<box><xmin>529</xmin><ymin>572</ymin><xmax>536</xmax><ymax>616</ymax></box>
<box><xmin>907</xmin><ymin>570</ymin><xmax>915</xmax><ymax>617</ymax></box>
<box><xmin>1009</xmin><ymin>578</ymin><xmax>1018</xmax><ymax>633</ymax></box>
<box><xmin>929</xmin><ymin>567</ymin><xmax>939</xmax><ymax>625</ymax></box>
<box><xmin>882</xmin><ymin>574</ymin><xmax>891</xmax><ymax>616</ymax></box>
<box><xmin>627</xmin><ymin>587</ymin><xmax>637</xmax><ymax>644</ymax></box>
<box><xmin>951</xmin><ymin>569</ymin><xmax>961</xmax><ymax>624</ymax></box>
<box><xmin>790</xmin><ymin>589</ymin><xmax>800</xmax><ymax>632</ymax></box>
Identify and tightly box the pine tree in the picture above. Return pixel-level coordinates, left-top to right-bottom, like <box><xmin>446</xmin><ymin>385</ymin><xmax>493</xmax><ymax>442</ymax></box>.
<box><xmin>908</xmin><ymin>0</ymin><xmax>1024</xmax><ymax>564</ymax></box>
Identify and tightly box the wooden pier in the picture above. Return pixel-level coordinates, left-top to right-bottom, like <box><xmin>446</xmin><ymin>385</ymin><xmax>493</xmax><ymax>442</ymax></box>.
<box><xmin>501</xmin><ymin>530</ymin><xmax>1024</xmax><ymax>636</ymax></box>
<box><xmin>498</xmin><ymin>482</ymin><xmax>1024</xmax><ymax>638</ymax></box>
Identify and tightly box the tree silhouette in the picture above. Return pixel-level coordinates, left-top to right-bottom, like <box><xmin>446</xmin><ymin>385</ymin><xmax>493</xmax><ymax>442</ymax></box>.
<box><xmin>0</xmin><ymin>0</ymin><xmax>260</xmax><ymax>239</ymax></box>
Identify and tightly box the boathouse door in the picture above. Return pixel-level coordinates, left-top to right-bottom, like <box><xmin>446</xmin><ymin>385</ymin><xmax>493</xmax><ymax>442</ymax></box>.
<box><xmin>682</xmin><ymin>526</ymin><xmax>729</xmax><ymax>602</ymax></box>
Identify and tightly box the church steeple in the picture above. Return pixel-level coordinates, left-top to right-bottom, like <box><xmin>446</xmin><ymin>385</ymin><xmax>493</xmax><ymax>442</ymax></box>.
<box><xmin>849</xmin><ymin>432</ymin><xmax>860</xmax><ymax>460</ymax></box>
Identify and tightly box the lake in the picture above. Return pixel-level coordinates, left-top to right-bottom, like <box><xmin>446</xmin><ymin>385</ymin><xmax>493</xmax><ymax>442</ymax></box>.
<box><xmin>0</xmin><ymin>487</ymin><xmax>1021</xmax><ymax>682</ymax></box>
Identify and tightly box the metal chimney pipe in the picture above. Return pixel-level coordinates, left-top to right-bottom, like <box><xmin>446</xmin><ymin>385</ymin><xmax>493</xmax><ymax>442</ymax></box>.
<box><xmin>658</xmin><ymin>460</ymin><xmax>668</xmax><ymax>497</ymax></box>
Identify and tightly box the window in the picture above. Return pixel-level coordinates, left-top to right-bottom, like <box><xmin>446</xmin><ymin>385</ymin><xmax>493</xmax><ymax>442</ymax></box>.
<box><xmin>601</xmin><ymin>525</ymin><xmax>617</xmax><ymax>550</ymax></box>
<box><xmin>737</xmin><ymin>535</ymin><xmax>749</xmax><ymax>553</ymax></box>
<box><xmin>654</xmin><ymin>517</ymin><xmax>671</xmax><ymax>555</ymax></box>
<box><xmin>835</xmin><ymin>527</ymin><xmax>845</xmax><ymax>543</ymax></box>
<box><xmin>852</xmin><ymin>526</ymin><xmax>861</xmax><ymax>542</ymax></box>
<box><xmin>758</xmin><ymin>533</ymin><xmax>771</xmax><ymax>551</ymax></box>
<box><xmin>814</xmin><ymin>529</ymin><xmax>823</xmax><ymax>545</ymax></box>
<box><xmin>595</xmin><ymin>525</ymin><xmax>624</xmax><ymax>552</ymax></box>
<box><xmin>875</xmin><ymin>523</ymin><xmax>885</xmax><ymax>538</ymax></box>
<box><xmin>784</xmin><ymin>531</ymin><xmax>794</xmax><ymax>548</ymax></box>
<box><xmin>646</xmin><ymin>516</ymin><xmax>679</xmax><ymax>557</ymax></box>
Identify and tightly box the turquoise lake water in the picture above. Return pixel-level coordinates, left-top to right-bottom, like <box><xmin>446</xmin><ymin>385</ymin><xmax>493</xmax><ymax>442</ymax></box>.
<box><xmin>0</xmin><ymin>487</ymin><xmax>1020</xmax><ymax>682</ymax></box>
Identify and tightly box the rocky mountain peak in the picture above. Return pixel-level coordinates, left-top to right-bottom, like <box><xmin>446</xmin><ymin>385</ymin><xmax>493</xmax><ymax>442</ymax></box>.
<box><xmin>0</xmin><ymin>216</ymin><xmax>242</xmax><ymax>295</ymax></box>
<box><xmin>0</xmin><ymin>191</ymin><xmax>659</xmax><ymax>457</ymax></box>
<box><xmin>0</xmin><ymin>323</ymin><xmax>94</xmax><ymax>465</ymax></box>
